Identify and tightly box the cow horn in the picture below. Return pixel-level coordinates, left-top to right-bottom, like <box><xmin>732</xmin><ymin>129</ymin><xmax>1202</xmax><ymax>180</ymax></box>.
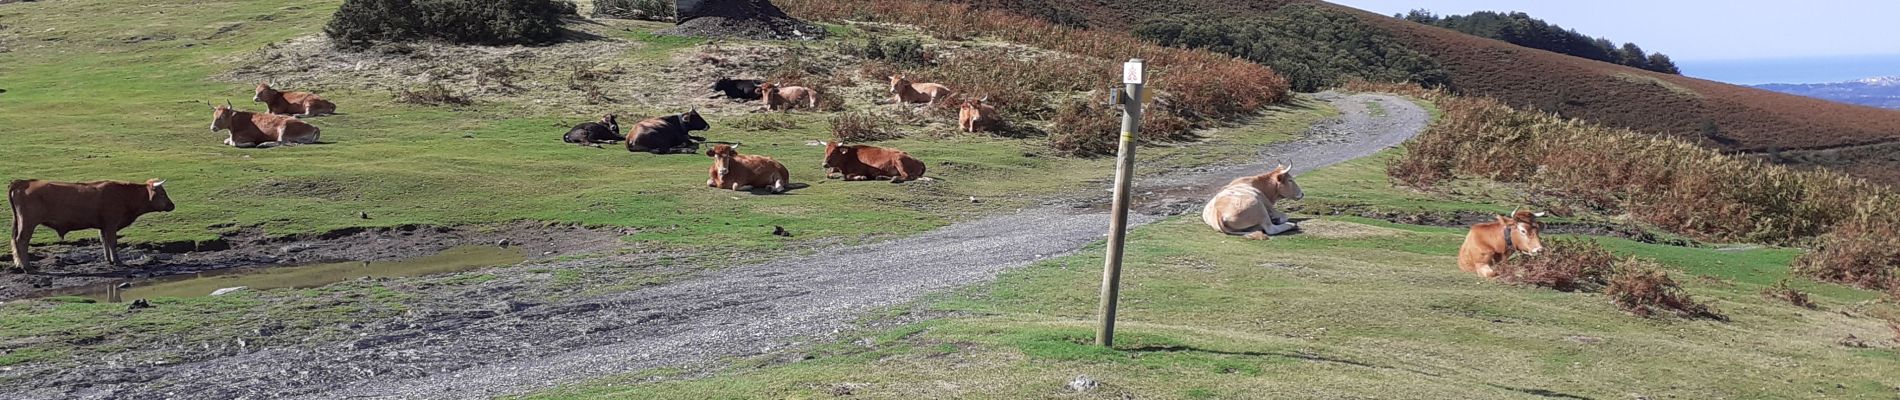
<box><xmin>226</xmin><ymin>100</ymin><xmax>234</xmax><ymax>109</ymax></box>
<box><xmin>1533</xmin><ymin>212</ymin><xmax>1547</xmax><ymax>218</ymax></box>
<box><xmin>153</xmin><ymin>180</ymin><xmax>166</xmax><ymax>187</ymax></box>
<box><xmin>205</xmin><ymin>100</ymin><xmax>216</xmax><ymax>109</ymax></box>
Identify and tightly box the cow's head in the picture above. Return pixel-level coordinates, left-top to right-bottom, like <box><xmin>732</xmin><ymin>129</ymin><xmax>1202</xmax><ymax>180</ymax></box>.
<box><xmin>960</xmin><ymin>96</ymin><xmax>983</xmax><ymax>112</ymax></box>
<box><xmin>822</xmin><ymin>141</ymin><xmax>850</xmax><ymax>169</ymax></box>
<box><xmin>757</xmin><ymin>82</ymin><xmax>777</xmax><ymax>96</ymax></box>
<box><xmin>253</xmin><ymin>82</ymin><xmax>279</xmax><ymax>103</ymax></box>
<box><xmin>600</xmin><ymin>114</ymin><xmax>619</xmax><ymax>133</ymax></box>
<box><xmin>888</xmin><ymin>75</ymin><xmax>909</xmax><ymax>94</ymax></box>
<box><xmin>706</xmin><ymin>144</ymin><xmax>740</xmax><ymax>178</ymax></box>
<box><xmin>145</xmin><ymin>179</ymin><xmax>176</xmax><ymax>213</ymax></box>
<box><xmin>208</xmin><ymin>100</ymin><xmax>238</xmax><ymax>132</ymax></box>
<box><xmin>681</xmin><ymin>108</ymin><xmax>710</xmax><ymax>132</ymax></box>
<box><xmin>1501</xmin><ymin>208</ymin><xmax>1548</xmax><ymax>255</ymax></box>
<box><xmin>1251</xmin><ymin>165</ymin><xmax>1303</xmax><ymax>201</ymax></box>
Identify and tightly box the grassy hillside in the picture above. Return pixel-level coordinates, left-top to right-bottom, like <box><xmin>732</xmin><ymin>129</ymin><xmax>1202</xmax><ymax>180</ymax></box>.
<box><xmin>526</xmin><ymin>152</ymin><xmax>1900</xmax><ymax>399</ymax></box>
<box><xmin>952</xmin><ymin>0</ymin><xmax>1900</xmax><ymax>185</ymax></box>
<box><xmin>0</xmin><ymin>0</ymin><xmax>1291</xmax><ymax>252</ymax></box>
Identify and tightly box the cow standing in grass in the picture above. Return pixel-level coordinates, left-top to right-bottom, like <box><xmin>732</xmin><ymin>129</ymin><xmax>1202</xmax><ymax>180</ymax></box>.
<box><xmin>1202</xmin><ymin>165</ymin><xmax>1303</xmax><ymax>240</ymax></box>
<box><xmin>822</xmin><ymin>142</ymin><xmax>926</xmax><ymax>183</ymax></box>
<box><xmin>254</xmin><ymin>82</ymin><xmax>337</xmax><ymax>117</ymax></box>
<box><xmin>209</xmin><ymin>101</ymin><xmax>322</xmax><ymax>148</ymax></box>
<box><xmin>889</xmin><ymin>75</ymin><xmax>953</xmax><ymax>107</ymax></box>
<box><xmin>627</xmin><ymin>109</ymin><xmax>711</xmax><ymax>154</ymax></box>
<box><xmin>1458</xmin><ymin>209</ymin><xmax>1547</xmax><ymax>278</ymax></box>
<box><xmin>564</xmin><ymin>114</ymin><xmax>626</xmax><ymax>146</ymax></box>
<box><xmin>705</xmin><ymin>144</ymin><xmax>790</xmax><ymax>194</ymax></box>
<box><xmin>758</xmin><ymin>82</ymin><xmax>818</xmax><ymax>111</ymax></box>
<box><xmin>9</xmin><ymin>179</ymin><xmax>175</xmax><ymax>271</ymax></box>
<box><xmin>958</xmin><ymin>96</ymin><xmax>998</xmax><ymax>132</ymax></box>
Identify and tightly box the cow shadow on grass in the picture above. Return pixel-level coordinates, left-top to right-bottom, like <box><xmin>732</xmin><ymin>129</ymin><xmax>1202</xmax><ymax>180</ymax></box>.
<box><xmin>723</xmin><ymin>183</ymin><xmax>812</xmax><ymax>196</ymax></box>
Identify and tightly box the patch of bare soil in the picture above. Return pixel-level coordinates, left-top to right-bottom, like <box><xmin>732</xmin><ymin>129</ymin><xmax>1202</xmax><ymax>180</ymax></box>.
<box><xmin>0</xmin><ymin>222</ymin><xmax>627</xmax><ymax>301</ymax></box>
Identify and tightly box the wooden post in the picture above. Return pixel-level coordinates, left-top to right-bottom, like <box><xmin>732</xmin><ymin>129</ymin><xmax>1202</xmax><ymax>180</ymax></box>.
<box><xmin>1097</xmin><ymin>59</ymin><xmax>1144</xmax><ymax>347</ymax></box>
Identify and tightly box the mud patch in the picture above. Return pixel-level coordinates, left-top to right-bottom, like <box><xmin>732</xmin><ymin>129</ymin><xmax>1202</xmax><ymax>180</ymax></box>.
<box><xmin>0</xmin><ymin>222</ymin><xmax>627</xmax><ymax>301</ymax></box>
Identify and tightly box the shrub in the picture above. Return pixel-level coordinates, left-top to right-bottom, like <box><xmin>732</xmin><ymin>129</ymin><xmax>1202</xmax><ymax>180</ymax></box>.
<box><xmin>1048</xmin><ymin>99</ymin><xmax>1119</xmax><ymax>157</ymax></box>
<box><xmin>1135</xmin><ymin>4</ymin><xmax>1449</xmax><ymax>92</ymax></box>
<box><xmin>1494</xmin><ymin>238</ymin><xmax>1615</xmax><ymax>292</ymax></box>
<box><xmin>1760</xmin><ymin>279</ymin><xmax>1817</xmax><ymax>309</ymax></box>
<box><xmin>1796</xmin><ymin>214</ymin><xmax>1900</xmax><ymax>289</ymax></box>
<box><xmin>326</xmin><ymin>0</ymin><xmax>576</xmax><ymax>50</ymax></box>
<box><xmin>593</xmin><ymin>0</ymin><xmax>674</xmax><ymax>21</ymax></box>
<box><xmin>1385</xmin><ymin>88</ymin><xmax>1900</xmax><ymax>290</ymax></box>
<box><xmin>830</xmin><ymin>111</ymin><xmax>898</xmax><ymax>142</ymax></box>
<box><xmin>396</xmin><ymin>84</ymin><xmax>472</xmax><ymax>106</ymax></box>
<box><xmin>778</xmin><ymin>0</ymin><xmax>1288</xmax><ymax>126</ymax></box>
<box><xmin>842</xmin><ymin>36</ymin><xmax>933</xmax><ymax>67</ymax></box>
<box><xmin>1605</xmin><ymin>258</ymin><xmax>1723</xmax><ymax>320</ymax></box>
<box><xmin>732</xmin><ymin>113</ymin><xmax>799</xmax><ymax>131</ymax></box>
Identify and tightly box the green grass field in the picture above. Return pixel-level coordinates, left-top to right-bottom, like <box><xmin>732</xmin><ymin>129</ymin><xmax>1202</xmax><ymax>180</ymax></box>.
<box><xmin>0</xmin><ymin>0</ymin><xmax>1320</xmax><ymax>369</ymax></box>
<box><xmin>0</xmin><ymin>0</ymin><xmax>1315</xmax><ymax>252</ymax></box>
<box><xmin>526</xmin><ymin>153</ymin><xmax>1900</xmax><ymax>399</ymax></box>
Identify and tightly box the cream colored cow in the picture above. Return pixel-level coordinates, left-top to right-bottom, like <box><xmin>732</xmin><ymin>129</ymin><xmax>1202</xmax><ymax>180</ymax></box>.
<box><xmin>1202</xmin><ymin>165</ymin><xmax>1303</xmax><ymax>240</ymax></box>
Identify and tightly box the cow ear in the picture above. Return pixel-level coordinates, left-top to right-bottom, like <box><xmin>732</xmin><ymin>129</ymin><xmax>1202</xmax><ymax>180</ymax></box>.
<box><xmin>705</xmin><ymin>149</ymin><xmax>716</xmax><ymax>157</ymax></box>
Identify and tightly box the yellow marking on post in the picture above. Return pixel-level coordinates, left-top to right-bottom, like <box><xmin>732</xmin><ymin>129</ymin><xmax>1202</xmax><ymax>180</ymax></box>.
<box><xmin>1121</xmin><ymin>131</ymin><xmax>1134</xmax><ymax>141</ymax></box>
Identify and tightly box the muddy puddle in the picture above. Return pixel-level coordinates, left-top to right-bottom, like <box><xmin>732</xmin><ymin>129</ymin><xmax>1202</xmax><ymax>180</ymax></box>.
<box><xmin>47</xmin><ymin>246</ymin><xmax>523</xmax><ymax>302</ymax></box>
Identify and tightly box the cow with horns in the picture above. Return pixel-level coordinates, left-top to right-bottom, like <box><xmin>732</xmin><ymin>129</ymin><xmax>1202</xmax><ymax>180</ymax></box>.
<box><xmin>208</xmin><ymin>101</ymin><xmax>322</xmax><ymax>148</ymax></box>
<box><xmin>253</xmin><ymin>81</ymin><xmax>337</xmax><ymax>117</ymax></box>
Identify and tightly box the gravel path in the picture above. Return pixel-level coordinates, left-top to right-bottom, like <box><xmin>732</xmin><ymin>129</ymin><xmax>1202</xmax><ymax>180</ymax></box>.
<box><xmin>6</xmin><ymin>93</ymin><xmax>1427</xmax><ymax>399</ymax></box>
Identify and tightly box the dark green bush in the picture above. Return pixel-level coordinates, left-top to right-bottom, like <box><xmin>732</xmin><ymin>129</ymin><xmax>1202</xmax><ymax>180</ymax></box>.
<box><xmin>326</xmin><ymin>0</ymin><xmax>576</xmax><ymax>50</ymax></box>
<box><xmin>842</xmin><ymin>36</ymin><xmax>932</xmax><ymax>67</ymax></box>
<box><xmin>593</xmin><ymin>0</ymin><xmax>675</xmax><ymax>21</ymax></box>
<box><xmin>1047</xmin><ymin>99</ymin><xmax>1119</xmax><ymax>157</ymax></box>
<box><xmin>1136</xmin><ymin>3</ymin><xmax>1448</xmax><ymax>92</ymax></box>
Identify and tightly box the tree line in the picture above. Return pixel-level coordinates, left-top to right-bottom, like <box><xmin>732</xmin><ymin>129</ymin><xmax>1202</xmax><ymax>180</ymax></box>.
<box><xmin>1400</xmin><ymin>10</ymin><xmax>1680</xmax><ymax>74</ymax></box>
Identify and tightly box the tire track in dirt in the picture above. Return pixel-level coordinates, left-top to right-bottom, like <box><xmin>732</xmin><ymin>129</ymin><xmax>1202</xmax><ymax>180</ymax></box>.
<box><xmin>6</xmin><ymin>93</ymin><xmax>1427</xmax><ymax>399</ymax></box>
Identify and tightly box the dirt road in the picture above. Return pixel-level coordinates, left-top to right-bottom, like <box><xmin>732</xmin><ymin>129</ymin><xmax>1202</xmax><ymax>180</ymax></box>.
<box><xmin>4</xmin><ymin>93</ymin><xmax>1428</xmax><ymax>399</ymax></box>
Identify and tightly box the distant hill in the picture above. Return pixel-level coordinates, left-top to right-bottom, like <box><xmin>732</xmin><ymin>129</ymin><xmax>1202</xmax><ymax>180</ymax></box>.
<box><xmin>1756</xmin><ymin>77</ymin><xmax>1900</xmax><ymax>109</ymax></box>
<box><xmin>956</xmin><ymin>0</ymin><xmax>1900</xmax><ymax>185</ymax></box>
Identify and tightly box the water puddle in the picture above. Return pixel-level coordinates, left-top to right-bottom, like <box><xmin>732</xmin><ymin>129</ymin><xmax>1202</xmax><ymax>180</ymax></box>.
<box><xmin>52</xmin><ymin>246</ymin><xmax>523</xmax><ymax>302</ymax></box>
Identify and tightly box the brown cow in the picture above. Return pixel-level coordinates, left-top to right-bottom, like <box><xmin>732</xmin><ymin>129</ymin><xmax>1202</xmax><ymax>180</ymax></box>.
<box><xmin>958</xmin><ymin>96</ymin><xmax>998</xmax><ymax>133</ymax></box>
<box><xmin>888</xmin><ymin>75</ymin><xmax>953</xmax><ymax>106</ymax></box>
<box><xmin>254</xmin><ymin>82</ymin><xmax>337</xmax><ymax>117</ymax></box>
<box><xmin>209</xmin><ymin>101</ymin><xmax>322</xmax><ymax>148</ymax></box>
<box><xmin>705</xmin><ymin>144</ymin><xmax>790</xmax><ymax>193</ymax></box>
<box><xmin>1201</xmin><ymin>165</ymin><xmax>1303</xmax><ymax>240</ymax></box>
<box><xmin>822</xmin><ymin>142</ymin><xmax>926</xmax><ymax>183</ymax></box>
<box><xmin>1458</xmin><ymin>209</ymin><xmax>1548</xmax><ymax>278</ymax></box>
<box><xmin>757</xmin><ymin>82</ymin><xmax>819</xmax><ymax>111</ymax></box>
<box><xmin>9</xmin><ymin>179</ymin><xmax>175</xmax><ymax>271</ymax></box>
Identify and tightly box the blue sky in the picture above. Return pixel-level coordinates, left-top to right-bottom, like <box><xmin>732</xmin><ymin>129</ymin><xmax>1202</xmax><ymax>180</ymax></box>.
<box><xmin>1328</xmin><ymin>0</ymin><xmax>1900</xmax><ymax>62</ymax></box>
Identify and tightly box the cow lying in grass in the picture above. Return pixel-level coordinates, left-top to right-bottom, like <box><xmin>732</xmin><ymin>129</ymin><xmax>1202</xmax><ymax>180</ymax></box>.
<box><xmin>1201</xmin><ymin>165</ymin><xmax>1303</xmax><ymax>240</ymax></box>
<box><xmin>209</xmin><ymin>101</ymin><xmax>321</xmax><ymax>148</ymax></box>
<box><xmin>254</xmin><ymin>82</ymin><xmax>336</xmax><ymax>117</ymax></box>
<box><xmin>9</xmin><ymin>179</ymin><xmax>175</xmax><ymax>271</ymax></box>
<box><xmin>564</xmin><ymin>114</ymin><xmax>625</xmax><ymax>146</ymax></box>
<box><xmin>706</xmin><ymin>144</ymin><xmax>790</xmax><ymax>194</ymax></box>
<box><xmin>822</xmin><ymin>142</ymin><xmax>926</xmax><ymax>183</ymax></box>
<box><xmin>1459</xmin><ymin>209</ymin><xmax>1547</xmax><ymax>278</ymax></box>
<box><xmin>712</xmin><ymin>78</ymin><xmax>764</xmax><ymax>101</ymax></box>
<box><xmin>758</xmin><ymin>82</ymin><xmax>818</xmax><ymax>111</ymax></box>
<box><xmin>958</xmin><ymin>96</ymin><xmax>998</xmax><ymax>132</ymax></box>
<box><xmin>628</xmin><ymin>109</ymin><xmax>710</xmax><ymax>154</ymax></box>
<box><xmin>889</xmin><ymin>75</ymin><xmax>953</xmax><ymax>107</ymax></box>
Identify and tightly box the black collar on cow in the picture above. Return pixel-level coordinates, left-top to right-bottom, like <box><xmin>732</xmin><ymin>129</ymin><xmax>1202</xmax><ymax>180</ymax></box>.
<box><xmin>1502</xmin><ymin>224</ymin><xmax>1515</xmax><ymax>251</ymax></box>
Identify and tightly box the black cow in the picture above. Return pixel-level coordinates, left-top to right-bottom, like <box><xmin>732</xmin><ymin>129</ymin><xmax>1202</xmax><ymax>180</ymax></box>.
<box><xmin>627</xmin><ymin>109</ymin><xmax>711</xmax><ymax>154</ymax></box>
<box><xmin>712</xmin><ymin>78</ymin><xmax>764</xmax><ymax>101</ymax></box>
<box><xmin>564</xmin><ymin>114</ymin><xmax>626</xmax><ymax>146</ymax></box>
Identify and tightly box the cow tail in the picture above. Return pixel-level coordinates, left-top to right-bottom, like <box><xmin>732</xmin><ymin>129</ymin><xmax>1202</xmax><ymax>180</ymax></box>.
<box><xmin>7</xmin><ymin>180</ymin><xmax>24</xmax><ymax>222</ymax></box>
